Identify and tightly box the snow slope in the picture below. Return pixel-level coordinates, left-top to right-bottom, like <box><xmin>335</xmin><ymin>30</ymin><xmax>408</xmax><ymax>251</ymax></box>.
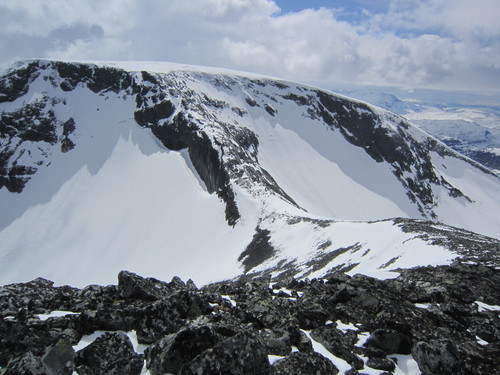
<box><xmin>0</xmin><ymin>83</ymin><xmax>257</xmax><ymax>287</ymax></box>
<box><xmin>0</xmin><ymin>60</ymin><xmax>499</xmax><ymax>287</ymax></box>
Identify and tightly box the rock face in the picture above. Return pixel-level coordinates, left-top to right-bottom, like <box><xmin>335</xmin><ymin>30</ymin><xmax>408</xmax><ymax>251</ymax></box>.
<box><xmin>0</xmin><ymin>262</ymin><xmax>499</xmax><ymax>374</ymax></box>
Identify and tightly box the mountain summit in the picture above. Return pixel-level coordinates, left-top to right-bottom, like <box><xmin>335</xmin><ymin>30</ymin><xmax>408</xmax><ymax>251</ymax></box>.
<box><xmin>0</xmin><ymin>59</ymin><xmax>499</xmax><ymax>287</ymax></box>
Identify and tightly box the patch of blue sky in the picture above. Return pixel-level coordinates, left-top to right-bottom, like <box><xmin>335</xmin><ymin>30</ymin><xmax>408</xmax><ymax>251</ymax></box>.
<box><xmin>272</xmin><ymin>1</ymin><xmax>442</xmax><ymax>38</ymax></box>
<box><xmin>273</xmin><ymin>0</ymin><xmax>389</xmax><ymax>21</ymax></box>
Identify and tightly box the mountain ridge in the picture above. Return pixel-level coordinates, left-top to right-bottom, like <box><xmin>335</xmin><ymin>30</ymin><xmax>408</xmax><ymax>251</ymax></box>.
<box><xmin>336</xmin><ymin>88</ymin><xmax>500</xmax><ymax>174</ymax></box>
<box><xmin>0</xmin><ymin>59</ymin><xmax>499</xmax><ymax>288</ymax></box>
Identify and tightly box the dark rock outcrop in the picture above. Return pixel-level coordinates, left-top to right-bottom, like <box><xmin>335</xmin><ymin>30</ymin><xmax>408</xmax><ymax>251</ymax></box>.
<box><xmin>42</xmin><ymin>338</ymin><xmax>76</xmax><ymax>375</ymax></box>
<box><xmin>118</xmin><ymin>270</ymin><xmax>177</xmax><ymax>300</ymax></box>
<box><xmin>145</xmin><ymin>326</ymin><xmax>219</xmax><ymax>375</ymax></box>
<box><xmin>1</xmin><ymin>262</ymin><xmax>499</xmax><ymax>374</ymax></box>
<box><xmin>238</xmin><ymin>228</ymin><xmax>276</xmax><ymax>273</ymax></box>
<box><xmin>310</xmin><ymin>324</ymin><xmax>364</xmax><ymax>369</ymax></box>
<box><xmin>411</xmin><ymin>339</ymin><xmax>460</xmax><ymax>375</ymax></box>
<box><xmin>180</xmin><ymin>331</ymin><xmax>271</xmax><ymax>375</ymax></box>
<box><xmin>272</xmin><ymin>351</ymin><xmax>339</xmax><ymax>375</ymax></box>
<box><xmin>75</xmin><ymin>332</ymin><xmax>143</xmax><ymax>375</ymax></box>
<box><xmin>364</xmin><ymin>328</ymin><xmax>413</xmax><ymax>355</ymax></box>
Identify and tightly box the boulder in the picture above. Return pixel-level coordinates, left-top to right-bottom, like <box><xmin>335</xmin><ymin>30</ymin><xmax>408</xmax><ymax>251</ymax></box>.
<box><xmin>117</xmin><ymin>270</ymin><xmax>171</xmax><ymax>300</ymax></box>
<box><xmin>366</xmin><ymin>357</ymin><xmax>396</xmax><ymax>371</ymax></box>
<box><xmin>3</xmin><ymin>352</ymin><xmax>45</xmax><ymax>375</ymax></box>
<box><xmin>75</xmin><ymin>332</ymin><xmax>143</xmax><ymax>375</ymax></box>
<box><xmin>145</xmin><ymin>326</ymin><xmax>218</xmax><ymax>375</ymax></box>
<box><xmin>136</xmin><ymin>289</ymin><xmax>211</xmax><ymax>343</ymax></box>
<box><xmin>261</xmin><ymin>328</ymin><xmax>292</xmax><ymax>356</ymax></box>
<box><xmin>289</xmin><ymin>326</ymin><xmax>313</xmax><ymax>352</ymax></box>
<box><xmin>41</xmin><ymin>338</ymin><xmax>76</xmax><ymax>375</ymax></box>
<box><xmin>411</xmin><ymin>339</ymin><xmax>460</xmax><ymax>375</ymax></box>
<box><xmin>310</xmin><ymin>324</ymin><xmax>363</xmax><ymax>369</ymax></box>
<box><xmin>364</xmin><ymin>328</ymin><xmax>413</xmax><ymax>355</ymax></box>
<box><xmin>296</xmin><ymin>307</ymin><xmax>328</xmax><ymax>330</ymax></box>
<box><xmin>180</xmin><ymin>331</ymin><xmax>271</xmax><ymax>375</ymax></box>
<box><xmin>272</xmin><ymin>351</ymin><xmax>339</xmax><ymax>375</ymax></box>
<box><xmin>1</xmin><ymin>264</ymin><xmax>500</xmax><ymax>374</ymax></box>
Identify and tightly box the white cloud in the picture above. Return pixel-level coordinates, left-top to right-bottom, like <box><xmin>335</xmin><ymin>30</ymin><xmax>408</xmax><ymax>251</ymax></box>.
<box><xmin>380</xmin><ymin>0</ymin><xmax>500</xmax><ymax>40</ymax></box>
<box><xmin>0</xmin><ymin>0</ymin><xmax>498</xmax><ymax>92</ymax></box>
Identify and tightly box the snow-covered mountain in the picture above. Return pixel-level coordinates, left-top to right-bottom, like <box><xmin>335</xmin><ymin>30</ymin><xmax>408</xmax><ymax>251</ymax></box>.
<box><xmin>1</xmin><ymin>59</ymin><xmax>499</xmax><ymax>288</ymax></box>
<box><xmin>338</xmin><ymin>89</ymin><xmax>500</xmax><ymax>174</ymax></box>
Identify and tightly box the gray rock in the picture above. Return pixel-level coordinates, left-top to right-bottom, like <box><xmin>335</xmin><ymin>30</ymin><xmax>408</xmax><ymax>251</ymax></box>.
<box><xmin>145</xmin><ymin>326</ymin><xmax>218</xmax><ymax>375</ymax></box>
<box><xmin>136</xmin><ymin>289</ymin><xmax>211</xmax><ymax>344</ymax></box>
<box><xmin>118</xmin><ymin>270</ymin><xmax>171</xmax><ymax>300</ymax></box>
<box><xmin>310</xmin><ymin>324</ymin><xmax>364</xmax><ymax>370</ymax></box>
<box><xmin>75</xmin><ymin>332</ymin><xmax>143</xmax><ymax>375</ymax></box>
<box><xmin>261</xmin><ymin>328</ymin><xmax>292</xmax><ymax>356</ymax></box>
<box><xmin>364</xmin><ymin>328</ymin><xmax>413</xmax><ymax>355</ymax></box>
<box><xmin>41</xmin><ymin>338</ymin><xmax>75</xmax><ymax>375</ymax></box>
<box><xmin>1</xmin><ymin>263</ymin><xmax>500</xmax><ymax>374</ymax></box>
<box><xmin>180</xmin><ymin>331</ymin><xmax>271</xmax><ymax>375</ymax></box>
<box><xmin>412</xmin><ymin>339</ymin><xmax>460</xmax><ymax>375</ymax></box>
<box><xmin>288</xmin><ymin>327</ymin><xmax>313</xmax><ymax>352</ymax></box>
<box><xmin>366</xmin><ymin>357</ymin><xmax>396</xmax><ymax>371</ymax></box>
<box><xmin>272</xmin><ymin>351</ymin><xmax>339</xmax><ymax>375</ymax></box>
<box><xmin>296</xmin><ymin>307</ymin><xmax>328</xmax><ymax>329</ymax></box>
<box><xmin>3</xmin><ymin>352</ymin><xmax>45</xmax><ymax>375</ymax></box>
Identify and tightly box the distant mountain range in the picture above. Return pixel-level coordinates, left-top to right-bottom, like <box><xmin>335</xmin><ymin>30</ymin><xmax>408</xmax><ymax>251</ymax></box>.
<box><xmin>337</xmin><ymin>89</ymin><xmax>500</xmax><ymax>174</ymax></box>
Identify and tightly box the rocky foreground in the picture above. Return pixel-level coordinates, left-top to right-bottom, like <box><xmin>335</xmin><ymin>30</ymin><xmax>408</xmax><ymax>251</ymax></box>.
<box><xmin>0</xmin><ymin>262</ymin><xmax>499</xmax><ymax>375</ymax></box>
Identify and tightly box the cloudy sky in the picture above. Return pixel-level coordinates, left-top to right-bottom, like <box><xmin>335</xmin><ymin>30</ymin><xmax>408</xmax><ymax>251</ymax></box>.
<box><xmin>1</xmin><ymin>0</ymin><xmax>499</xmax><ymax>99</ymax></box>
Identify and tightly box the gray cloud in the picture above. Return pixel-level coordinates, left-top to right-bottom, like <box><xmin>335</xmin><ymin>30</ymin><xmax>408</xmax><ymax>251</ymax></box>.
<box><xmin>0</xmin><ymin>0</ymin><xmax>498</xmax><ymax>93</ymax></box>
<box><xmin>49</xmin><ymin>24</ymin><xmax>104</xmax><ymax>47</ymax></box>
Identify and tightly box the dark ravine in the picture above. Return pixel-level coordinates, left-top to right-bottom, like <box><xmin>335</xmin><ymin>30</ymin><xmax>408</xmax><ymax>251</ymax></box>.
<box><xmin>0</xmin><ymin>262</ymin><xmax>499</xmax><ymax>375</ymax></box>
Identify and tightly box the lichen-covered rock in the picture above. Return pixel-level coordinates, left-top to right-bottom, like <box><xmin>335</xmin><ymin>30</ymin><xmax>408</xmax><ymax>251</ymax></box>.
<box><xmin>311</xmin><ymin>324</ymin><xmax>364</xmax><ymax>369</ymax></box>
<box><xmin>118</xmin><ymin>270</ymin><xmax>172</xmax><ymax>300</ymax></box>
<box><xmin>136</xmin><ymin>289</ymin><xmax>212</xmax><ymax>344</ymax></box>
<box><xmin>75</xmin><ymin>332</ymin><xmax>143</xmax><ymax>375</ymax></box>
<box><xmin>1</xmin><ymin>263</ymin><xmax>500</xmax><ymax>374</ymax></box>
<box><xmin>364</xmin><ymin>328</ymin><xmax>413</xmax><ymax>355</ymax></box>
<box><xmin>272</xmin><ymin>351</ymin><xmax>339</xmax><ymax>375</ymax></box>
<box><xmin>412</xmin><ymin>339</ymin><xmax>461</xmax><ymax>375</ymax></box>
<box><xmin>3</xmin><ymin>351</ymin><xmax>45</xmax><ymax>375</ymax></box>
<box><xmin>0</xmin><ymin>321</ymin><xmax>56</xmax><ymax>368</ymax></box>
<box><xmin>145</xmin><ymin>326</ymin><xmax>218</xmax><ymax>375</ymax></box>
<box><xmin>296</xmin><ymin>306</ymin><xmax>329</xmax><ymax>330</ymax></box>
<box><xmin>261</xmin><ymin>328</ymin><xmax>292</xmax><ymax>356</ymax></box>
<box><xmin>41</xmin><ymin>338</ymin><xmax>76</xmax><ymax>375</ymax></box>
<box><xmin>366</xmin><ymin>356</ymin><xmax>396</xmax><ymax>371</ymax></box>
<box><xmin>180</xmin><ymin>331</ymin><xmax>271</xmax><ymax>375</ymax></box>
